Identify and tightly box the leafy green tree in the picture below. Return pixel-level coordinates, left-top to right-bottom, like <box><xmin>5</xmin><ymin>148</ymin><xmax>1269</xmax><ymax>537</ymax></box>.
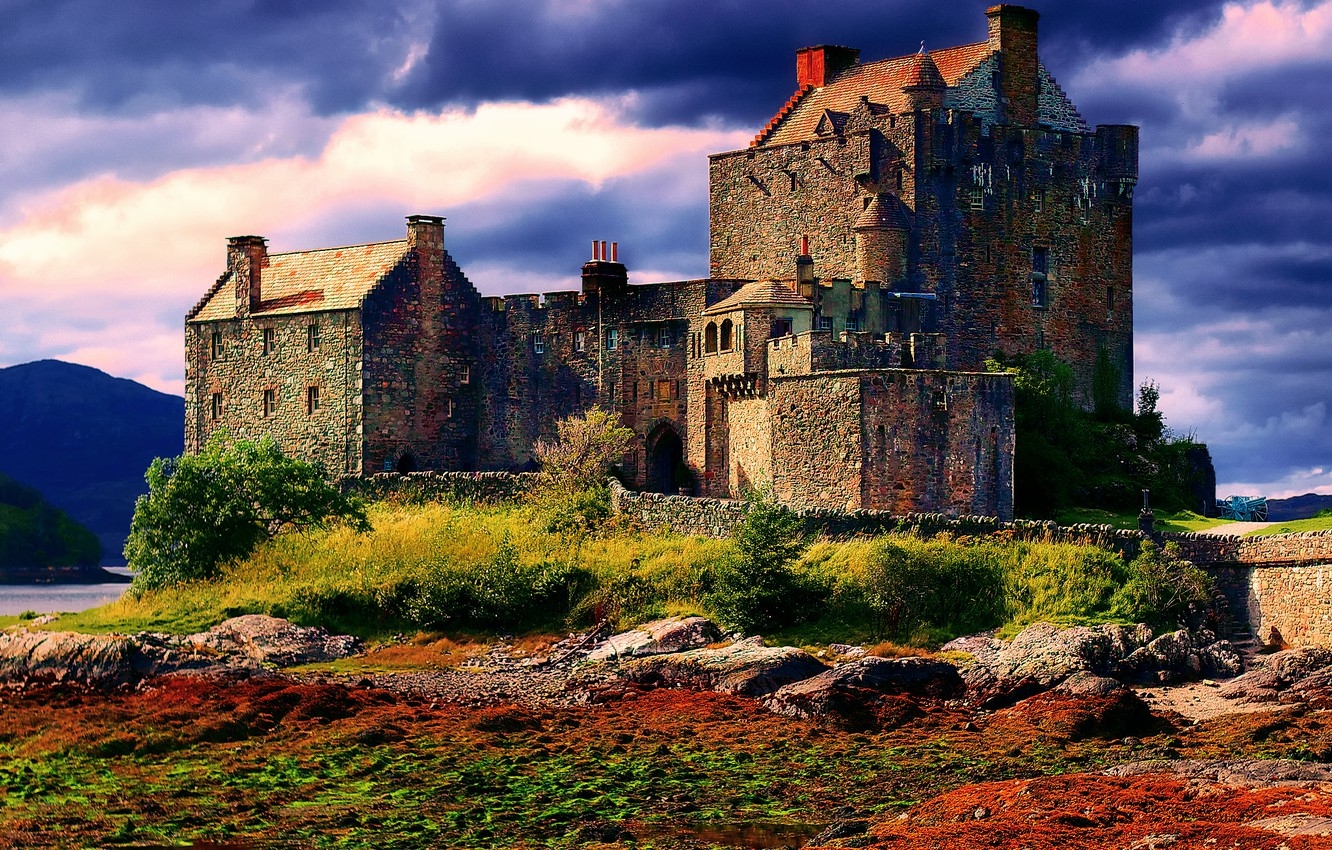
<box><xmin>534</xmin><ymin>408</ymin><xmax>635</xmax><ymax>491</ymax></box>
<box><xmin>705</xmin><ymin>487</ymin><xmax>821</xmax><ymax>633</ymax></box>
<box><xmin>125</xmin><ymin>433</ymin><xmax>369</xmax><ymax>591</ymax></box>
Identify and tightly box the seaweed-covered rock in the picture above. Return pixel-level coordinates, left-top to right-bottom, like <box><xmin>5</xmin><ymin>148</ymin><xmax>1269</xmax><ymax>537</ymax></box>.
<box><xmin>0</xmin><ymin>629</ymin><xmax>140</xmax><ymax>689</ymax></box>
<box><xmin>763</xmin><ymin>656</ymin><xmax>962</xmax><ymax>721</ymax></box>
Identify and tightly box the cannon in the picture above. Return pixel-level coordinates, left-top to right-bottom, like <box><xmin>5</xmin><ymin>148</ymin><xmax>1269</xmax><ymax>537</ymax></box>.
<box><xmin>1216</xmin><ymin>495</ymin><xmax>1268</xmax><ymax>522</ymax></box>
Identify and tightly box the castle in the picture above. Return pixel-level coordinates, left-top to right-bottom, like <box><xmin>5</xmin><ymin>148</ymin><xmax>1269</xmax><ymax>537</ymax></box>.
<box><xmin>185</xmin><ymin>6</ymin><xmax>1137</xmax><ymax>522</ymax></box>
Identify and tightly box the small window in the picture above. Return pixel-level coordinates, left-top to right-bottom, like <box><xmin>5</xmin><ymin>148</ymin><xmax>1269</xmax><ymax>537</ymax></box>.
<box><xmin>720</xmin><ymin>319</ymin><xmax>734</xmax><ymax>351</ymax></box>
<box><xmin>1032</xmin><ymin>278</ymin><xmax>1047</xmax><ymax>309</ymax></box>
<box><xmin>1032</xmin><ymin>189</ymin><xmax>1045</xmax><ymax>212</ymax></box>
<box><xmin>446</xmin><ymin>398</ymin><xmax>454</xmax><ymax>419</ymax></box>
<box><xmin>1033</xmin><ymin>247</ymin><xmax>1049</xmax><ymax>275</ymax></box>
<box><xmin>607</xmin><ymin>381</ymin><xmax>615</xmax><ymax>404</ymax></box>
<box><xmin>970</xmin><ymin>183</ymin><xmax>985</xmax><ymax>210</ymax></box>
<box><xmin>210</xmin><ymin>392</ymin><xmax>222</xmax><ymax>421</ymax></box>
<box><xmin>606</xmin><ymin>328</ymin><xmax>618</xmax><ymax>350</ymax></box>
<box><xmin>460</xmin><ymin>364</ymin><xmax>471</xmax><ymax>385</ymax></box>
<box><xmin>656</xmin><ymin>379</ymin><xmax>672</xmax><ymax>402</ymax></box>
<box><xmin>817</xmin><ymin>316</ymin><xmax>833</xmax><ymax>332</ymax></box>
<box><xmin>307</xmin><ymin>323</ymin><xmax>320</xmax><ymax>352</ymax></box>
<box><xmin>210</xmin><ymin>331</ymin><xmax>223</xmax><ymax>359</ymax></box>
<box><xmin>262</xmin><ymin>327</ymin><xmax>275</xmax><ymax>355</ymax></box>
<box><xmin>306</xmin><ymin>385</ymin><xmax>319</xmax><ymax>415</ymax></box>
<box><xmin>574</xmin><ymin>330</ymin><xmax>586</xmax><ymax>352</ymax></box>
<box><xmin>705</xmin><ymin>322</ymin><xmax>719</xmax><ymax>353</ymax></box>
<box><xmin>1106</xmin><ymin>286</ymin><xmax>1116</xmax><ymax>315</ymax></box>
<box><xmin>844</xmin><ymin>316</ymin><xmax>860</xmax><ymax>332</ymax></box>
<box><xmin>658</xmin><ymin>327</ymin><xmax>672</xmax><ymax>349</ymax></box>
<box><xmin>533</xmin><ymin>331</ymin><xmax>544</xmax><ymax>354</ymax></box>
<box><xmin>262</xmin><ymin>388</ymin><xmax>276</xmax><ymax>417</ymax></box>
<box><xmin>770</xmin><ymin>317</ymin><xmax>793</xmax><ymax>338</ymax></box>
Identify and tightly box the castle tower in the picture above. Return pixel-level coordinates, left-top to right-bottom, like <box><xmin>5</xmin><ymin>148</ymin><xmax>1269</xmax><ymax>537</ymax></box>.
<box><xmin>853</xmin><ymin>194</ymin><xmax>909</xmax><ymax>285</ymax></box>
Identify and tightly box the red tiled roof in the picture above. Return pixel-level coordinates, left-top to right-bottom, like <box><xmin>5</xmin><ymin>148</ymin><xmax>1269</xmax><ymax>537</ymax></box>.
<box><xmin>704</xmin><ymin>279</ymin><xmax>812</xmax><ymax>315</ymax></box>
<box><xmin>760</xmin><ymin>41</ymin><xmax>992</xmax><ymax>148</ymax></box>
<box><xmin>189</xmin><ymin>240</ymin><xmax>409</xmax><ymax>322</ymax></box>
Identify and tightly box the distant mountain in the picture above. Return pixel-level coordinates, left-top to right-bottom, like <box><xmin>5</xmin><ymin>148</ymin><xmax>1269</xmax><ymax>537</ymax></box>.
<box><xmin>0</xmin><ymin>360</ymin><xmax>183</xmax><ymax>563</ymax></box>
<box><xmin>1267</xmin><ymin>493</ymin><xmax>1332</xmax><ymax>522</ymax></box>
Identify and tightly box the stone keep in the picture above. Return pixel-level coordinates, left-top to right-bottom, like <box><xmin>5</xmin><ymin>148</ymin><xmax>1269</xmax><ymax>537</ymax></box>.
<box><xmin>185</xmin><ymin>6</ymin><xmax>1135</xmax><ymax>521</ymax></box>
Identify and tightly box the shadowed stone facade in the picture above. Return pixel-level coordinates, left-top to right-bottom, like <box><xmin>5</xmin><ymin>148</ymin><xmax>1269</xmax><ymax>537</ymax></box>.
<box><xmin>185</xmin><ymin>6</ymin><xmax>1139</xmax><ymax>521</ymax></box>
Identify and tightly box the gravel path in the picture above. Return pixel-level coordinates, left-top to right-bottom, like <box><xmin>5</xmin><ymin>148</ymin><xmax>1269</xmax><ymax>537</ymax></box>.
<box><xmin>1192</xmin><ymin>522</ymin><xmax>1272</xmax><ymax>536</ymax></box>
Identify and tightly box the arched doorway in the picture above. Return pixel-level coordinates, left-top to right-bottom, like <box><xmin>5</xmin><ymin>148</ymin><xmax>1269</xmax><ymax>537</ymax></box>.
<box><xmin>647</xmin><ymin>425</ymin><xmax>684</xmax><ymax>494</ymax></box>
<box><xmin>396</xmin><ymin>453</ymin><xmax>417</xmax><ymax>474</ymax></box>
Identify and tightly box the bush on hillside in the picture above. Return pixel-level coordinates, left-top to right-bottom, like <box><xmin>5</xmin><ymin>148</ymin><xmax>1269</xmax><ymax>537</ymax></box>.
<box><xmin>1114</xmin><ymin>541</ymin><xmax>1215</xmax><ymax>631</ymax></box>
<box><xmin>125</xmin><ymin>433</ymin><xmax>370</xmax><ymax>591</ymax></box>
<box><xmin>705</xmin><ymin>487</ymin><xmax>824</xmax><ymax>633</ymax></box>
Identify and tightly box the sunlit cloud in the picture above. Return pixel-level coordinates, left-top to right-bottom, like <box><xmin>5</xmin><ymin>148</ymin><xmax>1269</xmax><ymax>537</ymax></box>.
<box><xmin>0</xmin><ymin>96</ymin><xmax>748</xmax><ymax>392</ymax></box>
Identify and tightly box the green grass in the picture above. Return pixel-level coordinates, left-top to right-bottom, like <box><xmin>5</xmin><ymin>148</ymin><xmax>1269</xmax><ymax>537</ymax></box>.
<box><xmin>1246</xmin><ymin>515</ymin><xmax>1332</xmax><ymax>536</ymax></box>
<box><xmin>1055</xmin><ymin>507</ymin><xmax>1231</xmax><ymax>534</ymax></box>
<box><xmin>31</xmin><ymin>492</ymin><xmax>1205</xmax><ymax>648</ymax></box>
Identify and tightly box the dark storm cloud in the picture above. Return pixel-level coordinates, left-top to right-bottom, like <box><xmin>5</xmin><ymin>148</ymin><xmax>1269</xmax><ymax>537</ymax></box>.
<box><xmin>0</xmin><ymin>0</ymin><xmax>413</xmax><ymax>113</ymax></box>
<box><xmin>393</xmin><ymin>0</ymin><xmax>1228</xmax><ymax>126</ymax></box>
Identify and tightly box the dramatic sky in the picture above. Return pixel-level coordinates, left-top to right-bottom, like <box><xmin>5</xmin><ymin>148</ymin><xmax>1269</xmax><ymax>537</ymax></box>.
<box><xmin>1</xmin><ymin>0</ymin><xmax>1329</xmax><ymax>498</ymax></box>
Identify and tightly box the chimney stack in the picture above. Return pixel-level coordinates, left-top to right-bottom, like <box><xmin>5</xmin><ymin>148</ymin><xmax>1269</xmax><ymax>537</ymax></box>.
<box><xmin>582</xmin><ymin>239</ymin><xmax>628</xmax><ymax>297</ymax></box>
<box><xmin>796</xmin><ymin>45</ymin><xmax>860</xmax><ymax>88</ymax></box>
<box><xmin>227</xmin><ymin>235</ymin><xmax>267</xmax><ymax>316</ymax></box>
<box><xmin>406</xmin><ymin>214</ymin><xmax>445</xmax><ymax>251</ymax></box>
<box><xmin>986</xmin><ymin>5</ymin><xmax>1040</xmax><ymax>126</ymax></box>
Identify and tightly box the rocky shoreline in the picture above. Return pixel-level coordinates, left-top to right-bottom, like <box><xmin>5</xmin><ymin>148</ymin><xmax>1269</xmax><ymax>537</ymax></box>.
<box><xmin>9</xmin><ymin>615</ymin><xmax>1332</xmax><ymax>848</ymax></box>
<box><xmin>5</xmin><ymin>613</ymin><xmax>1324</xmax><ymax>728</ymax></box>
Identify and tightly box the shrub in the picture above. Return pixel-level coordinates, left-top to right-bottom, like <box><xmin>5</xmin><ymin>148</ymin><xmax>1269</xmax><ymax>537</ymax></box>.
<box><xmin>853</xmin><ymin>537</ymin><xmax>1008</xmax><ymax>642</ymax></box>
<box><xmin>1114</xmin><ymin>541</ymin><xmax>1215</xmax><ymax>631</ymax></box>
<box><xmin>125</xmin><ymin>433</ymin><xmax>370</xmax><ymax>592</ymax></box>
<box><xmin>534</xmin><ymin>408</ymin><xmax>635</xmax><ymax>491</ymax></box>
<box><xmin>704</xmin><ymin>488</ymin><xmax>823</xmax><ymax>634</ymax></box>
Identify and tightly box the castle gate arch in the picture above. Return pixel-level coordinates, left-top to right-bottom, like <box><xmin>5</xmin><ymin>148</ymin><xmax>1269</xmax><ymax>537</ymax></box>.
<box><xmin>646</xmin><ymin>423</ymin><xmax>684</xmax><ymax>495</ymax></box>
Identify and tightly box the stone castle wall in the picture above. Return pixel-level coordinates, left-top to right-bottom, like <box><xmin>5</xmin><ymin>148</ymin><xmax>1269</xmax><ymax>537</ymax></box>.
<box><xmin>708</xmin><ymin>100</ymin><xmax>1136</xmax><ymax>408</ymax></box>
<box><xmin>185</xmin><ymin>306</ymin><xmax>365</xmax><ymax>475</ymax></box>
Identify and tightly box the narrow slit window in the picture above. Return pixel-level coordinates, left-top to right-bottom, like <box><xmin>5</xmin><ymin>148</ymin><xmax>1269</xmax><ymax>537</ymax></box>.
<box><xmin>262</xmin><ymin>388</ymin><xmax>276</xmax><ymax>417</ymax></box>
<box><xmin>460</xmin><ymin>364</ymin><xmax>470</xmax><ymax>385</ymax></box>
<box><xmin>306</xmin><ymin>385</ymin><xmax>319</xmax><ymax>415</ymax></box>
<box><xmin>574</xmin><ymin>330</ymin><xmax>586</xmax><ymax>352</ymax></box>
<box><xmin>262</xmin><ymin>327</ymin><xmax>275</xmax><ymax>355</ymax></box>
<box><xmin>533</xmin><ymin>331</ymin><xmax>544</xmax><ymax>354</ymax></box>
<box><xmin>210</xmin><ymin>331</ymin><xmax>223</xmax><ymax>359</ymax></box>
<box><xmin>210</xmin><ymin>392</ymin><xmax>222</xmax><ymax>420</ymax></box>
<box><xmin>307</xmin><ymin>323</ymin><xmax>320</xmax><ymax>352</ymax></box>
<box><xmin>606</xmin><ymin>328</ymin><xmax>618</xmax><ymax>350</ymax></box>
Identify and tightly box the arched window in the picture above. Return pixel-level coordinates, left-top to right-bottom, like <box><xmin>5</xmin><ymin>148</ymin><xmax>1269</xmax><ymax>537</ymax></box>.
<box><xmin>720</xmin><ymin>318</ymin><xmax>734</xmax><ymax>351</ymax></box>
<box><xmin>705</xmin><ymin>322</ymin><xmax>718</xmax><ymax>354</ymax></box>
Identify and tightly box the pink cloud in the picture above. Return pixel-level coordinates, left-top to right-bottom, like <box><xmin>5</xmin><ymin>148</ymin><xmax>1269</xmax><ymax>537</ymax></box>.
<box><xmin>0</xmin><ymin>97</ymin><xmax>748</xmax><ymax>391</ymax></box>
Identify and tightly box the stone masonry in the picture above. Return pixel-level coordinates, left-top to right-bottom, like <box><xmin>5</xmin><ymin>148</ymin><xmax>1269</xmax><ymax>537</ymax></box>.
<box><xmin>184</xmin><ymin>6</ymin><xmax>1137</xmax><ymax>522</ymax></box>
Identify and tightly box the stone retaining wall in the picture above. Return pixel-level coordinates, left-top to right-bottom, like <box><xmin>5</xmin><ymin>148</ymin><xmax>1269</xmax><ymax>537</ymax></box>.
<box><xmin>607</xmin><ymin>478</ymin><xmax>1144</xmax><ymax>556</ymax></box>
<box><xmin>341</xmin><ymin>471</ymin><xmax>540</xmax><ymax>503</ymax></box>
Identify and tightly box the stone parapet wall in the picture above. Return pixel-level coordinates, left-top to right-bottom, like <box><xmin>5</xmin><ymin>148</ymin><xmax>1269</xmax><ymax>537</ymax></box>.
<box><xmin>608</xmin><ymin>478</ymin><xmax>1144</xmax><ymax>556</ymax></box>
<box><xmin>342</xmin><ymin>471</ymin><xmax>540</xmax><ymax>503</ymax></box>
<box><xmin>1170</xmin><ymin>530</ymin><xmax>1332</xmax><ymax>568</ymax></box>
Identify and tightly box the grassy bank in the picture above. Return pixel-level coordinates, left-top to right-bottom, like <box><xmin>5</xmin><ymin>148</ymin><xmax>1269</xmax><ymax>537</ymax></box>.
<box><xmin>1246</xmin><ymin>515</ymin><xmax>1332</xmax><ymax>536</ymax></box>
<box><xmin>27</xmin><ymin>491</ymin><xmax>1208</xmax><ymax>647</ymax></box>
